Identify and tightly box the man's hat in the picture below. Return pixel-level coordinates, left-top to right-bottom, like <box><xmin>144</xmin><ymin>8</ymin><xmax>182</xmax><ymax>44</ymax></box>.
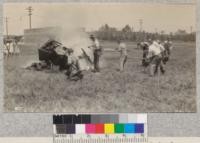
<box><xmin>156</xmin><ymin>39</ymin><xmax>160</xmax><ymax>43</ymax></box>
<box><xmin>117</xmin><ymin>40</ymin><xmax>121</xmax><ymax>43</ymax></box>
<box><xmin>62</xmin><ymin>46</ymin><xmax>68</xmax><ymax>51</ymax></box>
<box><xmin>68</xmin><ymin>48</ymin><xmax>74</xmax><ymax>53</ymax></box>
<box><xmin>167</xmin><ymin>37</ymin><xmax>170</xmax><ymax>41</ymax></box>
<box><xmin>90</xmin><ymin>34</ymin><xmax>95</xmax><ymax>39</ymax></box>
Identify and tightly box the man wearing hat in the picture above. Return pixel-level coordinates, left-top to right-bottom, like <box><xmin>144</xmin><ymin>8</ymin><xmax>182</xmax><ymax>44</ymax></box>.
<box><xmin>147</xmin><ymin>40</ymin><xmax>165</xmax><ymax>76</ymax></box>
<box><xmin>116</xmin><ymin>40</ymin><xmax>128</xmax><ymax>72</ymax></box>
<box><xmin>163</xmin><ymin>38</ymin><xmax>173</xmax><ymax>63</ymax></box>
<box><xmin>89</xmin><ymin>35</ymin><xmax>101</xmax><ymax>72</ymax></box>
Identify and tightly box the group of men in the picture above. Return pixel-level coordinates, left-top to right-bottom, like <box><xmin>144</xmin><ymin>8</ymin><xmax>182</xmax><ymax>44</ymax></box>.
<box><xmin>65</xmin><ymin>35</ymin><xmax>126</xmax><ymax>79</ymax></box>
<box><xmin>3</xmin><ymin>39</ymin><xmax>20</xmax><ymax>56</ymax></box>
<box><xmin>88</xmin><ymin>34</ymin><xmax>173</xmax><ymax>76</ymax></box>
<box><xmin>35</xmin><ymin>35</ymin><xmax>102</xmax><ymax>81</ymax></box>
<box><xmin>55</xmin><ymin>35</ymin><xmax>102</xmax><ymax>80</ymax></box>
<box><xmin>51</xmin><ymin>34</ymin><xmax>173</xmax><ymax>80</ymax></box>
<box><xmin>139</xmin><ymin>38</ymin><xmax>173</xmax><ymax>76</ymax></box>
<box><xmin>89</xmin><ymin>35</ymin><xmax>128</xmax><ymax>73</ymax></box>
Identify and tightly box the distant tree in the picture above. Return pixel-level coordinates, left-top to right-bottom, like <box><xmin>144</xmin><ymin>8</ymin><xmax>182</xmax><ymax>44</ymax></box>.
<box><xmin>122</xmin><ymin>25</ymin><xmax>132</xmax><ymax>33</ymax></box>
<box><xmin>97</xmin><ymin>24</ymin><xmax>119</xmax><ymax>40</ymax></box>
<box><xmin>122</xmin><ymin>25</ymin><xmax>133</xmax><ymax>40</ymax></box>
<box><xmin>160</xmin><ymin>30</ymin><xmax>165</xmax><ymax>35</ymax></box>
<box><xmin>176</xmin><ymin>29</ymin><xmax>187</xmax><ymax>35</ymax></box>
<box><xmin>160</xmin><ymin>30</ymin><xmax>165</xmax><ymax>41</ymax></box>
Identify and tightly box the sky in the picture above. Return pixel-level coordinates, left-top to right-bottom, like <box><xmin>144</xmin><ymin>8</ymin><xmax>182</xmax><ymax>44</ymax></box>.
<box><xmin>3</xmin><ymin>3</ymin><xmax>196</xmax><ymax>35</ymax></box>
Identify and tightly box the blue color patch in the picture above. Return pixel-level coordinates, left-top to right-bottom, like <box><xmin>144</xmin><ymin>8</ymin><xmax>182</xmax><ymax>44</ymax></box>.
<box><xmin>135</xmin><ymin>124</ymin><xmax>144</xmax><ymax>133</ymax></box>
<box><xmin>124</xmin><ymin>123</ymin><xmax>135</xmax><ymax>133</ymax></box>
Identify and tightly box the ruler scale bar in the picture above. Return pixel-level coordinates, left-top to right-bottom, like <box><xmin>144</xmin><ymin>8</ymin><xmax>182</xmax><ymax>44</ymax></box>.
<box><xmin>53</xmin><ymin>114</ymin><xmax>147</xmax><ymax>143</ymax></box>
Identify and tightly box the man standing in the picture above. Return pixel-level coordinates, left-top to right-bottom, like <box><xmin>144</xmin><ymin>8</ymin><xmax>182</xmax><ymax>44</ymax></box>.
<box><xmin>147</xmin><ymin>40</ymin><xmax>165</xmax><ymax>76</ymax></box>
<box><xmin>163</xmin><ymin>38</ymin><xmax>173</xmax><ymax>64</ymax></box>
<box><xmin>116</xmin><ymin>40</ymin><xmax>128</xmax><ymax>72</ymax></box>
<box><xmin>90</xmin><ymin>35</ymin><xmax>101</xmax><ymax>72</ymax></box>
<box><xmin>164</xmin><ymin>38</ymin><xmax>173</xmax><ymax>56</ymax></box>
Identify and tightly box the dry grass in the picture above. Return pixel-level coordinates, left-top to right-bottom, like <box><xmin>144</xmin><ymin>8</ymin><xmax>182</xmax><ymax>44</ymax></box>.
<box><xmin>3</xmin><ymin>41</ymin><xmax>196</xmax><ymax>112</ymax></box>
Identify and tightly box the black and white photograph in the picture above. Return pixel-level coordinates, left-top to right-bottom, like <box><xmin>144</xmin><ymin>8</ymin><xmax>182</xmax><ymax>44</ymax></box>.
<box><xmin>3</xmin><ymin>3</ymin><xmax>196</xmax><ymax>112</ymax></box>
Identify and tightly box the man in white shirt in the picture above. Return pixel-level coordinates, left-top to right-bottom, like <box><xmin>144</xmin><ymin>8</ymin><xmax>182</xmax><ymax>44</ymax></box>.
<box><xmin>90</xmin><ymin>35</ymin><xmax>101</xmax><ymax>72</ymax></box>
<box><xmin>147</xmin><ymin>40</ymin><xmax>165</xmax><ymax>76</ymax></box>
<box><xmin>117</xmin><ymin>40</ymin><xmax>128</xmax><ymax>72</ymax></box>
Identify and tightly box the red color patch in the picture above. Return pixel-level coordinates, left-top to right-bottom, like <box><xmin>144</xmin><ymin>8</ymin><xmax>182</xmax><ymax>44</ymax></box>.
<box><xmin>95</xmin><ymin>124</ymin><xmax>104</xmax><ymax>134</ymax></box>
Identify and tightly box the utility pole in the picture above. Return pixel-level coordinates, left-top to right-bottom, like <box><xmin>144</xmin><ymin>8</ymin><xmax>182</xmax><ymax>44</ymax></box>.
<box><xmin>139</xmin><ymin>19</ymin><xmax>143</xmax><ymax>32</ymax></box>
<box><xmin>138</xmin><ymin>19</ymin><xmax>143</xmax><ymax>42</ymax></box>
<box><xmin>5</xmin><ymin>17</ymin><xmax>9</xmax><ymax>38</ymax></box>
<box><xmin>26</xmin><ymin>6</ymin><xmax>33</xmax><ymax>29</ymax></box>
<box><xmin>155</xmin><ymin>28</ymin><xmax>158</xmax><ymax>34</ymax></box>
<box><xmin>4</xmin><ymin>17</ymin><xmax>10</xmax><ymax>54</ymax></box>
<box><xmin>131</xmin><ymin>26</ymin><xmax>134</xmax><ymax>32</ymax></box>
<box><xmin>190</xmin><ymin>26</ymin><xmax>193</xmax><ymax>33</ymax></box>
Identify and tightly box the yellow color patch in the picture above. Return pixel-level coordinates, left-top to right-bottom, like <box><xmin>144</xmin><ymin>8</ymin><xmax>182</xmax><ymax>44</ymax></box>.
<box><xmin>104</xmin><ymin>124</ymin><xmax>114</xmax><ymax>134</ymax></box>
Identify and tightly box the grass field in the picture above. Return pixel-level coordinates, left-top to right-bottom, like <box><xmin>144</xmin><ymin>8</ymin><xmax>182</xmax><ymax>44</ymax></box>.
<box><xmin>3</xmin><ymin>41</ymin><xmax>196</xmax><ymax>112</ymax></box>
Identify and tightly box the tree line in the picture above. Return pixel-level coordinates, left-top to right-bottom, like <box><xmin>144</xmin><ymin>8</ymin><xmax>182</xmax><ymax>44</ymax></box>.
<box><xmin>93</xmin><ymin>24</ymin><xmax>195</xmax><ymax>42</ymax></box>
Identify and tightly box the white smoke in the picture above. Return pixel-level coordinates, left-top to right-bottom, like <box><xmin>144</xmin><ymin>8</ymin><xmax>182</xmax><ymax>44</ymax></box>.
<box><xmin>59</xmin><ymin>27</ymin><xmax>94</xmax><ymax>70</ymax></box>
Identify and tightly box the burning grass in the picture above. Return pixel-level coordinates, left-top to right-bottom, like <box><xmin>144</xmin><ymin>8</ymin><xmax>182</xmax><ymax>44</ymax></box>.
<box><xmin>3</xmin><ymin>41</ymin><xmax>196</xmax><ymax>112</ymax></box>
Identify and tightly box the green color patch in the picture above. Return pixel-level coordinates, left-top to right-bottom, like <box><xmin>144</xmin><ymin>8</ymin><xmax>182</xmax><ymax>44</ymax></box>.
<box><xmin>114</xmin><ymin>124</ymin><xmax>124</xmax><ymax>133</ymax></box>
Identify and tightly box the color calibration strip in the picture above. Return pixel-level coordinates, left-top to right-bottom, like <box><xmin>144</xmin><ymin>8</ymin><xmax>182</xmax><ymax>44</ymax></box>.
<box><xmin>53</xmin><ymin>114</ymin><xmax>147</xmax><ymax>143</ymax></box>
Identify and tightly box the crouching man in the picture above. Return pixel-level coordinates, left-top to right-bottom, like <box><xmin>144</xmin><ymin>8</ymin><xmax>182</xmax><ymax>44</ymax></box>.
<box><xmin>147</xmin><ymin>40</ymin><xmax>165</xmax><ymax>76</ymax></box>
<box><xmin>65</xmin><ymin>48</ymin><xmax>83</xmax><ymax>81</ymax></box>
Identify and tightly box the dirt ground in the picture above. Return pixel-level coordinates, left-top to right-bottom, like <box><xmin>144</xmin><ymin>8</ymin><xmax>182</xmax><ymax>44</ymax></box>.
<box><xmin>3</xmin><ymin>41</ymin><xmax>196</xmax><ymax>112</ymax></box>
